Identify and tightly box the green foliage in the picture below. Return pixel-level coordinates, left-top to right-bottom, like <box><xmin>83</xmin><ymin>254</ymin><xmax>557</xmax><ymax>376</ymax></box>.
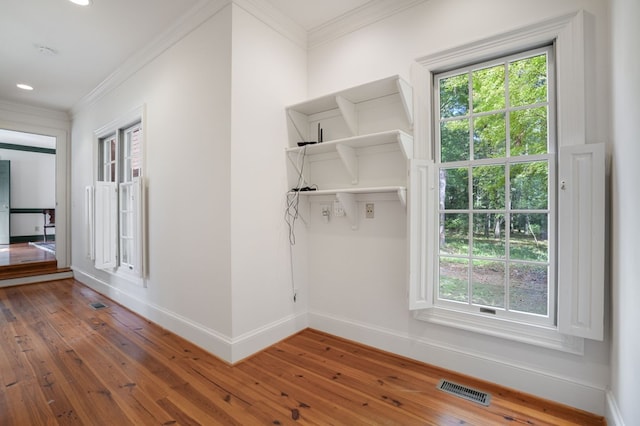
<box><xmin>510</xmin><ymin>107</ymin><xmax>548</xmax><ymax>155</ymax></box>
<box><xmin>474</xmin><ymin>113</ymin><xmax>506</xmax><ymax>159</ymax></box>
<box><xmin>510</xmin><ymin>162</ymin><xmax>548</xmax><ymax>210</ymax></box>
<box><xmin>440</xmin><ymin>119</ymin><xmax>469</xmax><ymax>162</ymax></box>
<box><xmin>442</xmin><ymin>168</ymin><xmax>468</xmax><ymax>209</ymax></box>
<box><xmin>472</xmin><ymin>165</ymin><xmax>505</xmax><ymax>210</ymax></box>
<box><xmin>509</xmin><ymin>54</ymin><xmax>547</xmax><ymax>107</ymax></box>
<box><xmin>440</xmin><ymin>74</ymin><xmax>469</xmax><ymax>118</ymax></box>
<box><xmin>473</xmin><ymin>65</ymin><xmax>505</xmax><ymax>113</ymax></box>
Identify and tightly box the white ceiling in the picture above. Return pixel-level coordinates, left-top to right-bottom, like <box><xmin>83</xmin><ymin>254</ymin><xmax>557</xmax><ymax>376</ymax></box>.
<box><xmin>0</xmin><ymin>0</ymin><xmax>375</xmax><ymax>115</ymax></box>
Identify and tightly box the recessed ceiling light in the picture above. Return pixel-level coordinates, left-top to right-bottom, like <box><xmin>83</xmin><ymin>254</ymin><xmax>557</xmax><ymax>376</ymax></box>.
<box><xmin>69</xmin><ymin>0</ymin><xmax>91</xmax><ymax>5</ymax></box>
<box><xmin>17</xmin><ymin>84</ymin><xmax>34</xmax><ymax>91</ymax></box>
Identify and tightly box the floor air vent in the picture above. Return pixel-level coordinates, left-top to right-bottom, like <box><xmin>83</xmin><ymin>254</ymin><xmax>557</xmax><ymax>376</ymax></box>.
<box><xmin>436</xmin><ymin>379</ymin><xmax>491</xmax><ymax>406</ymax></box>
<box><xmin>89</xmin><ymin>302</ymin><xmax>108</xmax><ymax>310</ymax></box>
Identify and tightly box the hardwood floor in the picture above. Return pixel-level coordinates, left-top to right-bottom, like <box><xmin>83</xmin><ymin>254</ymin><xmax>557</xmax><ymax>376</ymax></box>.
<box><xmin>0</xmin><ymin>243</ymin><xmax>58</xmax><ymax>280</ymax></box>
<box><xmin>0</xmin><ymin>243</ymin><xmax>55</xmax><ymax>266</ymax></box>
<box><xmin>0</xmin><ymin>279</ymin><xmax>605</xmax><ymax>425</ymax></box>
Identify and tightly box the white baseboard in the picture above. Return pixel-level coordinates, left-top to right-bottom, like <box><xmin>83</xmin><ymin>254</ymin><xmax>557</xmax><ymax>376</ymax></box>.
<box><xmin>606</xmin><ymin>390</ymin><xmax>626</xmax><ymax>426</ymax></box>
<box><xmin>231</xmin><ymin>312</ymin><xmax>308</xmax><ymax>363</ymax></box>
<box><xmin>73</xmin><ymin>268</ymin><xmax>234</xmax><ymax>360</ymax></box>
<box><xmin>309</xmin><ymin>310</ymin><xmax>606</xmax><ymax>415</ymax></box>
<box><xmin>0</xmin><ymin>270</ymin><xmax>74</xmax><ymax>288</ymax></box>
<box><xmin>72</xmin><ymin>268</ymin><xmax>307</xmax><ymax>364</ymax></box>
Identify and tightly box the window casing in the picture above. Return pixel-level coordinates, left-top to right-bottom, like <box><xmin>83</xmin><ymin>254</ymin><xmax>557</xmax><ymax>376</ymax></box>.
<box><xmin>409</xmin><ymin>11</ymin><xmax>604</xmax><ymax>353</ymax></box>
<box><xmin>95</xmin><ymin>118</ymin><xmax>145</xmax><ymax>280</ymax></box>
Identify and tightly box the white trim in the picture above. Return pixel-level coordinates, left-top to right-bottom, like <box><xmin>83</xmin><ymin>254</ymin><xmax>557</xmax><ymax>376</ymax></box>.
<box><xmin>71</xmin><ymin>0</ymin><xmax>309</xmax><ymax>114</ymax></box>
<box><xmin>413</xmin><ymin>307</ymin><xmax>584</xmax><ymax>354</ymax></box>
<box><xmin>72</xmin><ymin>268</ymin><xmax>308</xmax><ymax>364</ymax></box>
<box><xmin>606</xmin><ymin>391</ymin><xmax>626</xmax><ymax>426</ymax></box>
<box><xmin>0</xmin><ymin>271</ymin><xmax>74</xmax><ymax>288</ymax></box>
<box><xmin>557</xmin><ymin>143</ymin><xmax>605</xmax><ymax>340</ymax></box>
<box><xmin>414</xmin><ymin>10</ymin><xmax>591</xmax><ymax>158</ymax></box>
<box><xmin>233</xmin><ymin>0</ymin><xmax>307</xmax><ymax>48</ymax></box>
<box><xmin>0</xmin><ymin>116</ymin><xmax>71</xmax><ymax>270</ymax></box>
<box><xmin>0</xmin><ymin>100</ymin><xmax>70</xmax><ymax>122</ymax></box>
<box><xmin>73</xmin><ymin>268</ymin><xmax>234</xmax><ymax>361</ymax></box>
<box><xmin>230</xmin><ymin>312</ymin><xmax>308</xmax><ymax>363</ymax></box>
<box><xmin>308</xmin><ymin>0</ymin><xmax>427</xmax><ymax>49</ymax></box>
<box><xmin>71</xmin><ymin>0</ymin><xmax>230</xmax><ymax>115</ymax></box>
<box><xmin>409</xmin><ymin>10</ymin><xmax>599</xmax><ymax>347</ymax></box>
<box><xmin>308</xmin><ymin>309</ymin><xmax>606</xmax><ymax>415</ymax></box>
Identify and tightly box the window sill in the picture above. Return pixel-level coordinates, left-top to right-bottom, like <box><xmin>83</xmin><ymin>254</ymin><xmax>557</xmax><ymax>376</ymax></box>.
<box><xmin>413</xmin><ymin>306</ymin><xmax>584</xmax><ymax>355</ymax></box>
<box><xmin>99</xmin><ymin>265</ymin><xmax>146</xmax><ymax>288</ymax></box>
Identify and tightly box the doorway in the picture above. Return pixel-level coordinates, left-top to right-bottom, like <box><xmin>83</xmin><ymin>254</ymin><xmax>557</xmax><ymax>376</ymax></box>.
<box><xmin>0</xmin><ymin>128</ymin><xmax>58</xmax><ymax>275</ymax></box>
<box><xmin>0</xmin><ymin>160</ymin><xmax>9</xmax><ymax>244</ymax></box>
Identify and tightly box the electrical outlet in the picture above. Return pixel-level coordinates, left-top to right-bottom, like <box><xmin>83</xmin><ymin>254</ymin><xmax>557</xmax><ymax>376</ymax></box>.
<box><xmin>365</xmin><ymin>203</ymin><xmax>374</xmax><ymax>219</ymax></box>
<box><xmin>35</xmin><ymin>225</ymin><xmax>40</xmax><ymax>232</ymax></box>
<box><xmin>333</xmin><ymin>200</ymin><xmax>345</xmax><ymax>217</ymax></box>
<box><xmin>321</xmin><ymin>205</ymin><xmax>331</xmax><ymax>223</ymax></box>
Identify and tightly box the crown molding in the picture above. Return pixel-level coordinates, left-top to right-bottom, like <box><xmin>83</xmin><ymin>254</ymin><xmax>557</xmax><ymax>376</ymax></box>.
<box><xmin>71</xmin><ymin>0</ymin><xmax>231</xmax><ymax>116</ymax></box>
<box><xmin>233</xmin><ymin>0</ymin><xmax>307</xmax><ymax>48</ymax></box>
<box><xmin>0</xmin><ymin>99</ymin><xmax>70</xmax><ymax>123</ymax></box>
<box><xmin>71</xmin><ymin>0</ymin><xmax>308</xmax><ymax>117</ymax></box>
<box><xmin>308</xmin><ymin>0</ymin><xmax>427</xmax><ymax>49</ymax></box>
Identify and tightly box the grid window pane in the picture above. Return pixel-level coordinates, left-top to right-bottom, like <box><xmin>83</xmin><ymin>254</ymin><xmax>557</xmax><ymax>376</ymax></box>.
<box><xmin>473</xmin><ymin>65</ymin><xmax>505</xmax><ymax>113</ymax></box>
<box><xmin>509</xmin><ymin>213</ymin><xmax>549</xmax><ymax>262</ymax></box>
<box><xmin>509</xmin><ymin>54</ymin><xmax>548</xmax><ymax>107</ymax></box>
<box><xmin>510</xmin><ymin>161</ymin><xmax>548</xmax><ymax>210</ymax></box>
<box><xmin>440</xmin><ymin>168</ymin><xmax>469</xmax><ymax>210</ymax></box>
<box><xmin>472</xmin><ymin>213</ymin><xmax>505</xmax><ymax>258</ymax></box>
<box><xmin>440</xmin><ymin>213</ymin><xmax>469</xmax><ymax>255</ymax></box>
<box><xmin>472</xmin><ymin>165</ymin><xmax>505</xmax><ymax>209</ymax></box>
<box><xmin>510</xmin><ymin>107</ymin><xmax>548</xmax><ymax>156</ymax></box>
<box><xmin>473</xmin><ymin>113</ymin><xmax>506</xmax><ymax>159</ymax></box>
<box><xmin>439</xmin><ymin>257</ymin><xmax>469</xmax><ymax>303</ymax></box>
<box><xmin>441</xmin><ymin>119</ymin><xmax>470</xmax><ymax>162</ymax></box>
<box><xmin>509</xmin><ymin>263</ymin><xmax>548</xmax><ymax>315</ymax></box>
<box><xmin>440</xmin><ymin>74</ymin><xmax>469</xmax><ymax>118</ymax></box>
<box><xmin>471</xmin><ymin>260</ymin><xmax>505</xmax><ymax>308</ymax></box>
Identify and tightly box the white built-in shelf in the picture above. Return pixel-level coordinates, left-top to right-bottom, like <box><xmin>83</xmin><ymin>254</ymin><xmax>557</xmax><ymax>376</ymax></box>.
<box><xmin>286</xmin><ymin>130</ymin><xmax>413</xmax><ymax>158</ymax></box>
<box><xmin>286</xmin><ymin>130</ymin><xmax>413</xmax><ymax>185</ymax></box>
<box><xmin>285</xmin><ymin>75</ymin><xmax>414</xmax><ymax>230</ymax></box>
<box><xmin>286</xmin><ymin>75</ymin><xmax>413</xmax><ymax>147</ymax></box>
<box><xmin>289</xmin><ymin>186</ymin><xmax>407</xmax><ymax>230</ymax></box>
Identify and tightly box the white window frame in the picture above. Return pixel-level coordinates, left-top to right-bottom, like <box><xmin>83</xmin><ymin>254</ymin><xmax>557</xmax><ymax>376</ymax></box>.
<box><xmin>409</xmin><ymin>11</ymin><xmax>604</xmax><ymax>354</ymax></box>
<box><xmin>432</xmin><ymin>46</ymin><xmax>557</xmax><ymax>327</ymax></box>
<box><xmin>92</xmin><ymin>106</ymin><xmax>147</xmax><ymax>285</ymax></box>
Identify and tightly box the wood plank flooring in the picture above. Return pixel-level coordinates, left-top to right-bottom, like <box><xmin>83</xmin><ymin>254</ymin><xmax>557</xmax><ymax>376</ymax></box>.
<box><xmin>0</xmin><ymin>243</ymin><xmax>59</xmax><ymax>280</ymax></box>
<box><xmin>0</xmin><ymin>279</ymin><xmax>606</xmax><ymax>425</ymax></box>
<box><xmin>0</xmin><ymin>243</ymin><xmax>55</xmax><ymax>267</ymax></box>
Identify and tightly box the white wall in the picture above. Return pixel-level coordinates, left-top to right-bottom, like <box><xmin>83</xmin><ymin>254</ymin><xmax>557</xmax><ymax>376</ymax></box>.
<box><xmin>228</xmin><ymin>4</ymin><xmax>307</xmax><ymax>360</ymax></box>
<box><xmin>1</xmin><ymin>148</ymin><xmax>56</xmax><ymax>237</ymax></box>
<box><xmin>71</xmin><ymin>5</ymin><xmax>236</xmax><ymax>357</ymax></box>
<box><xmin>71</xmin><ymin>2</ymin><xmax>309</xmax><ymax>363</ymax></box>
<box><xmin>610</xmin><ymin>0</ymin><xmax>640</xmax><ymax>423</ymax></box>
<box><xmin>304</xmin><ymin>0</ymin><xmax>610</xmax><ymax>414</ymax></box>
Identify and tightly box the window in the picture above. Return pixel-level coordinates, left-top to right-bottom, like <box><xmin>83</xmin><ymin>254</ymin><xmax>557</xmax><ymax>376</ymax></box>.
<box><xmin>434</xmin><ymin>47</ymin><xmax>555</xmax><ymax>326</ymax></box>
<box><xmin>94</xmin><ymin>116</ymin><xmax>145</xmax><ymax>280</ymax></box>
<box><xmin>409</xmin><ymin>12</ymin><xmax>604</xmax><ymax>352</ymax></box>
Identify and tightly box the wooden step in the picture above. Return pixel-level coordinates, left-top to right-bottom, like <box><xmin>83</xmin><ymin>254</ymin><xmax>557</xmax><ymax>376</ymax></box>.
<box><xmin>0</xmin><ymin>260</ymin><xmax>59</xmax><ymax>280</ymax></box>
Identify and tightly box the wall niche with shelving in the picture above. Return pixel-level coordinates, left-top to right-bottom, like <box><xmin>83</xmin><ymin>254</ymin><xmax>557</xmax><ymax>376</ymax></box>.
<box><xmin>285</xmin><ymin>75</ymin><xmax>414</xmax><ymax>222</ymax></box>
